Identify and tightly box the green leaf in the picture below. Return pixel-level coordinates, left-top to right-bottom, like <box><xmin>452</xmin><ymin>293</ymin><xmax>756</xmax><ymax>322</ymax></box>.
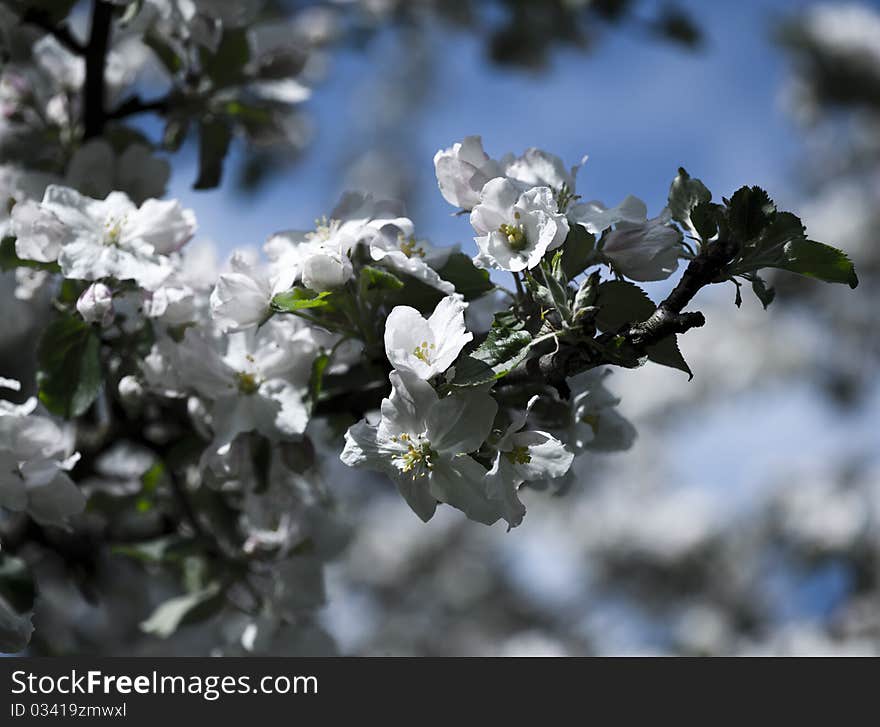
<box><xmin>775</xmin><ymin>239</ymin><xmax>859</xmax><ymax>288</ymax></box>
<box><xmin>751</xmin><ymin>276</ymin><xmax>776</xmax><ymax>309</ymax></box>
<box><xmin>668</xmin><ymin>167</ymin><xmax>712</xmax><ymax>232</ymax></box>
<box><xmin>560</xmin><ymin>224</ymin><xmax>596</xmax><ymax>279</ymax></box>
<box><xmin>37</xmin><ymin>313</ymin><xmax>102</xmax><ymax>418</ymax></box>
<box><xmin>539</xmin><ymin>260</ymin><xmax>572</xmax><ymax>322</ymax></box>
<box><xmin>0</xmin><ymin>555</ymin><xmax>35</xmax><ymax>614</ymax></box>
<box><xmin>359</xmin><ymin>265</ymin><xmax>404</xmax><ymax>296</ymax></box>
<box><xmin>193</xmin><ymin>118</ymin><xmax>232</xmax><ymax>190</ymax></box>
<box><xmin>140</xmin><ymin>582</ymin><xmax>222</xmax><ymax>639</ymax></box>
<box><xmin>143</xmin><ymin>33</ymin><xmax>183</xmax><ymax>75</ymax></box>
<box><xmin>201</xmin><ymin>29</ymin><xmax>249</xmax><ymax>88</ymax></box>
<box><xmin>595</xmin><ymin>280</ymin><xmax>655</xmax><ymax>332</ymax></box>
<box><xmin>436</xmin><ymin>252</ymin><xmax>493</xmax><ymax>300</ymax></box>
<box><xmin>453</xmin><ymin>325</ymin><xmax>532</xmax><ymax>387</ymax></box>
<box><xmin>727</xmin><ymin>186</ymin><xmax>776</xmax><ymax>243</ymax></box>
<box><xmin>309</xmin><ymin>352</ymin><xmax>331</xmax><ymax>405</ymax></box>
<box><xmin>690</xmin><ymin>201</ymin><xmax>724</xmax><ymax>243</ymax></box>
<box><xmin>647</xmin><ymin>334</ymin><xmax>692</xmax><ymax>379</ymax></box>
<box><xmin>572</xmin><ymin>271</ymin><xmax>599</xmax><ymax>322</ymax></box>
<box><xmin>271</xmin><ymin>288</ymin><xmax>333</xmax><ymax>313</ymax></box>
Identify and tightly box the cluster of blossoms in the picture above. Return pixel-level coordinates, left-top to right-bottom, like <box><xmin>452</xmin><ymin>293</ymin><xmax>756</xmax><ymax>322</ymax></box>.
<box><xmin>436</xmin><ymin>136</ymin><xmax>683</xmax><ymax>280</ymax></box>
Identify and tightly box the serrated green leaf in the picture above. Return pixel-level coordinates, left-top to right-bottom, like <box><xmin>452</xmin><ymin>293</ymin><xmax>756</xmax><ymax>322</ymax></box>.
<box><xmin>727</xmin><ymin>186</ymin><xmax>776</xmax><ymax>243</ymax></box>
<box><xmin>595</xmin><ymin>280</ymin><xmax>655</xmax><ymax>332</ymax></box>
<box><xmin>435</xmin><ymin>252</ymin><xmax>493</xmax><ymax>300</ymax></box>
<box><xmin>271</xmin><ymin>288</ymin><xmax>333</xmax><ymax>312</ymax></box>
<box><xmin>37</xmin><ymin>313</ymin><xmax>102</xmax><ymax>418</ymax></box>
<box><xmin>647</xmin><ymin>334</ymin><xmax>692</xmax><ymax>379</ymax></box>
<box><xmin>453</xmin><ymin>327</ymin><xmax>532</xmax><ymax>387</ymax></box>
<box><xmin>775</xmin><ymin>239</ymin><xmax>858</xmax><ymax>288</ymax></box>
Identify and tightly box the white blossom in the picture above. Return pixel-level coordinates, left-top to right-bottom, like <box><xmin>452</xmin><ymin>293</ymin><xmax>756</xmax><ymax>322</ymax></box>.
<box><xmin>210</xmin><ymin>253</ymin><xmax>279</xmax><ymax>333</ymax></box>
<box><xmin>158</xmin><ymin>318</ymin><xmax>320</xmax><ymax>453</ymax></box>
<box><xmin>384</xmin><ymin>295</ymin><xmax>473</xmax><ymax>379</ymax></box>
<box><xmin>11</xmin><ymin>186</ymin><xmax>196</xmax><ymax>290</ymax></box>
<box><xmin>470</xmin><ymin>177</ymin><xmax>569</xmax><ymax>272</ymax></box>
<box><xmin>340</xmin><ymin>371</ymin><xmax>501</xmax><ymax>524</ymax></box>
<box><xmin>571</xmin><ymin>196</ymin><xmax>682</xmax><ymax>281</ymax></box>
<box><xmin>0</xmin><ymin>382</ymin><xmax>85</xmax><ymax>528</ymax></box>
<box><xmin>486</xmin><ymin>396</ymin><xmax>574</xmax><ymax>528</ymax></box>
<box><xmin>602</xmin><ymin>214</ymin><xmax>682</xmax><ymax>281</ymax></box>
<box><xmin>434</xmin><ymin>135</ymin><xmax>503</xmax><ymax>210</ymax></box>
<box><xmin>368</xmin><ymin>230</ymin><xmax>455</xmax><ymax>294</ymax></box>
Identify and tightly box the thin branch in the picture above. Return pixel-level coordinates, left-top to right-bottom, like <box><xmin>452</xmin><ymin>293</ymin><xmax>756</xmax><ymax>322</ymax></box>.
<box><xmin>503</xmin><ymin>236</ymin><xmax>739</xmax><ymax>391</ymax></box>
<box><xmin>106</xmin><ymin>94</ymin><xmax>172</xmax><ymax>121</ymax></box>
<box><xmin>21</xmin><ymin>9</ymin><xmax>85</xmax><ymax>55</ymax></box>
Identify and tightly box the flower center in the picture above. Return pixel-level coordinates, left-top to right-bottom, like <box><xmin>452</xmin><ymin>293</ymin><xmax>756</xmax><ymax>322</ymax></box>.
<box><xmin>412</xmin><ymin>340</ymin><xmax>436</xmax><ymax>364</ymax></box>
<box><xmin>235</xmin><ymin>371</ymin><xmax>261</xmax><ymax>395</ymax></box>
<box><xmin>580</xmin><ymin>413</ymin><xmax>600</xmax><ymax>434</ymax></box>
<box><xmin>399</xmin><ymin>235</ymin><xmax>426</xmax><ymax>258</ymax></box>
<box><xmin>499</xmin><ymin>222</ymin><xmax>527</xmax><ymax>251</ymax></box>
<box><xmin>505</xmin><ymin>445</ymin><xmax>532</xmax><ymax>465</ymax></box>
<box><xmin>104</xmin><ymin>217</ymin><xmax>124</xmax><ymax>246</ymax></box>
<box><xmin>392</xmin><ymin>433</ymin><xmax>437</xmax><ymax>477</ymax></box>
<box><xmin>308</xmin><ymin>216</ymin><xmax>341</xmax><ymax>242</ymax></box>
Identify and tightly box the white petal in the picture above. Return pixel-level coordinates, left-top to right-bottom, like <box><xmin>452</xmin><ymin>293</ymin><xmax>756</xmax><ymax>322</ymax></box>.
<box><xmin>425</xmin><ymin>390</ymin><xmax>496</xmax><ymax>454</ymax></box>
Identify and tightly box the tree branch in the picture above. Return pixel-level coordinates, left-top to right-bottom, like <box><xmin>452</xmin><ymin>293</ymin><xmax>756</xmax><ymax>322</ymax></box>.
<box><xmin>83</xmin><ymin>1</ymin><xmax>113</xmax><ymax>139</ymax></box>
<box><xmin>504</xmin><ymin>236</ymin><xmax>739</xmax><ymax>391</ymax></box>
<box><xmin>106</xmin><ymin>94</ymin><xmax>172</xmax><ymax>121</ymax></box>
<box><xmin>21</xmin><ymin>9</ymin><xmax>85</xmax><ymax>55</ymax></box>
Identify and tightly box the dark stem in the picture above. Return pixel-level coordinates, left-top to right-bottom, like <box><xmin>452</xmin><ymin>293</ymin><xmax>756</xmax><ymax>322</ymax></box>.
<box><xmin>21</xmin><ymin>9</ymin><xmax>85</xmax><ymax>54</ymax></box>
<box><xmin>83</xmin><ymin>1</ymin><xmax>113</xmax><ymax>139</ymax></box>
<box><xmin>504</xmin><ymin>236</ymin><xmax>739</xmax><ymax>390</ymax></box>
<box><xmin>106</xmin><ymin>94</ymin><xmax>172</xmax><ymax>121</ymax></box>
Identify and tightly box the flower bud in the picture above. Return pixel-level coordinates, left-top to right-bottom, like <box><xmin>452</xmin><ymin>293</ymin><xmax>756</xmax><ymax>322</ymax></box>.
<box><xmin>76</xmin><ymin>283</ymin><xmax>114</xmax><ymax>326</ymax></box>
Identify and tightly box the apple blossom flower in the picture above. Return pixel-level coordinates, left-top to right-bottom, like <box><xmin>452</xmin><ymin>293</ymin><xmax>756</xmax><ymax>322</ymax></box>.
<box><xmin>11</xmin><ymin>185</ymin><xmax>196</xmax><ymax>290</ymax></box>
<box><xmin>368</xmin><ymin>229</ymin><xmax>456</xmax><ymax>294</ymax></box>
<box><xmin>570</xmin><ymin>195</ymin><xmax>648</xmax><ymax>234</ymax></box>
<box><xmin>340</xmin><ymin>371</ymin><xmax>501</xmax><ymax>524</ymax></box>
<box><xmin>571</xmin><ymin>196</ymin><xmax>682</xmax><ymax>280</ymax></box>
<box><xmin>601</xmin><ymin>214</ymin><xmax>683</xmax><ymax>282</ymax></box>
<box><xmin>486</xmin><ymin>396</ymin><xmax>574</xmax><ymax>529</ymax></box>
<box><xmin>76</xmin><ymin>282</ymin><xmax>114</xmax><ymax>326</ymax></box>
<box><xmin>470</xmin><ymin>177</ymin><xmax>569</xmax><ymax>272</ymax></box>
<box><xmin>0</xmin><ymin>381</ymin><xmax>85</xmax><ymax>528</ymax></box>
<box><xmin>434</xmin><ymin>135</ymin><xmax>503</xmax><ymax>210</ymax></box>
<box><xmin>384</xmin><ymin>295</ymin><xmax>473</xmax><ymax>379</ymax></box>
<box><xmin>154</xmin><ymin>318</ymin><xmax>320</xmax><ymax>453</ymax></box>
<box><xmin>568</xmin><ymin>369</ymin><xmax>637</xmax><ymax>453</ymax></box>
<box><xmin>210</xmin><ymin>253</ymin><xmax>282</xmax><ymax>333</ymax></box>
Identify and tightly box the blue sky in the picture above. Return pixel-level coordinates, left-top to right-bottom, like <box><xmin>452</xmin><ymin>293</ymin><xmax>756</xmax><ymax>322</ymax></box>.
<box><xmin>163</xmin><ymin>0</ymin><xmax>810</xmax><ymax>256</ymax></box>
